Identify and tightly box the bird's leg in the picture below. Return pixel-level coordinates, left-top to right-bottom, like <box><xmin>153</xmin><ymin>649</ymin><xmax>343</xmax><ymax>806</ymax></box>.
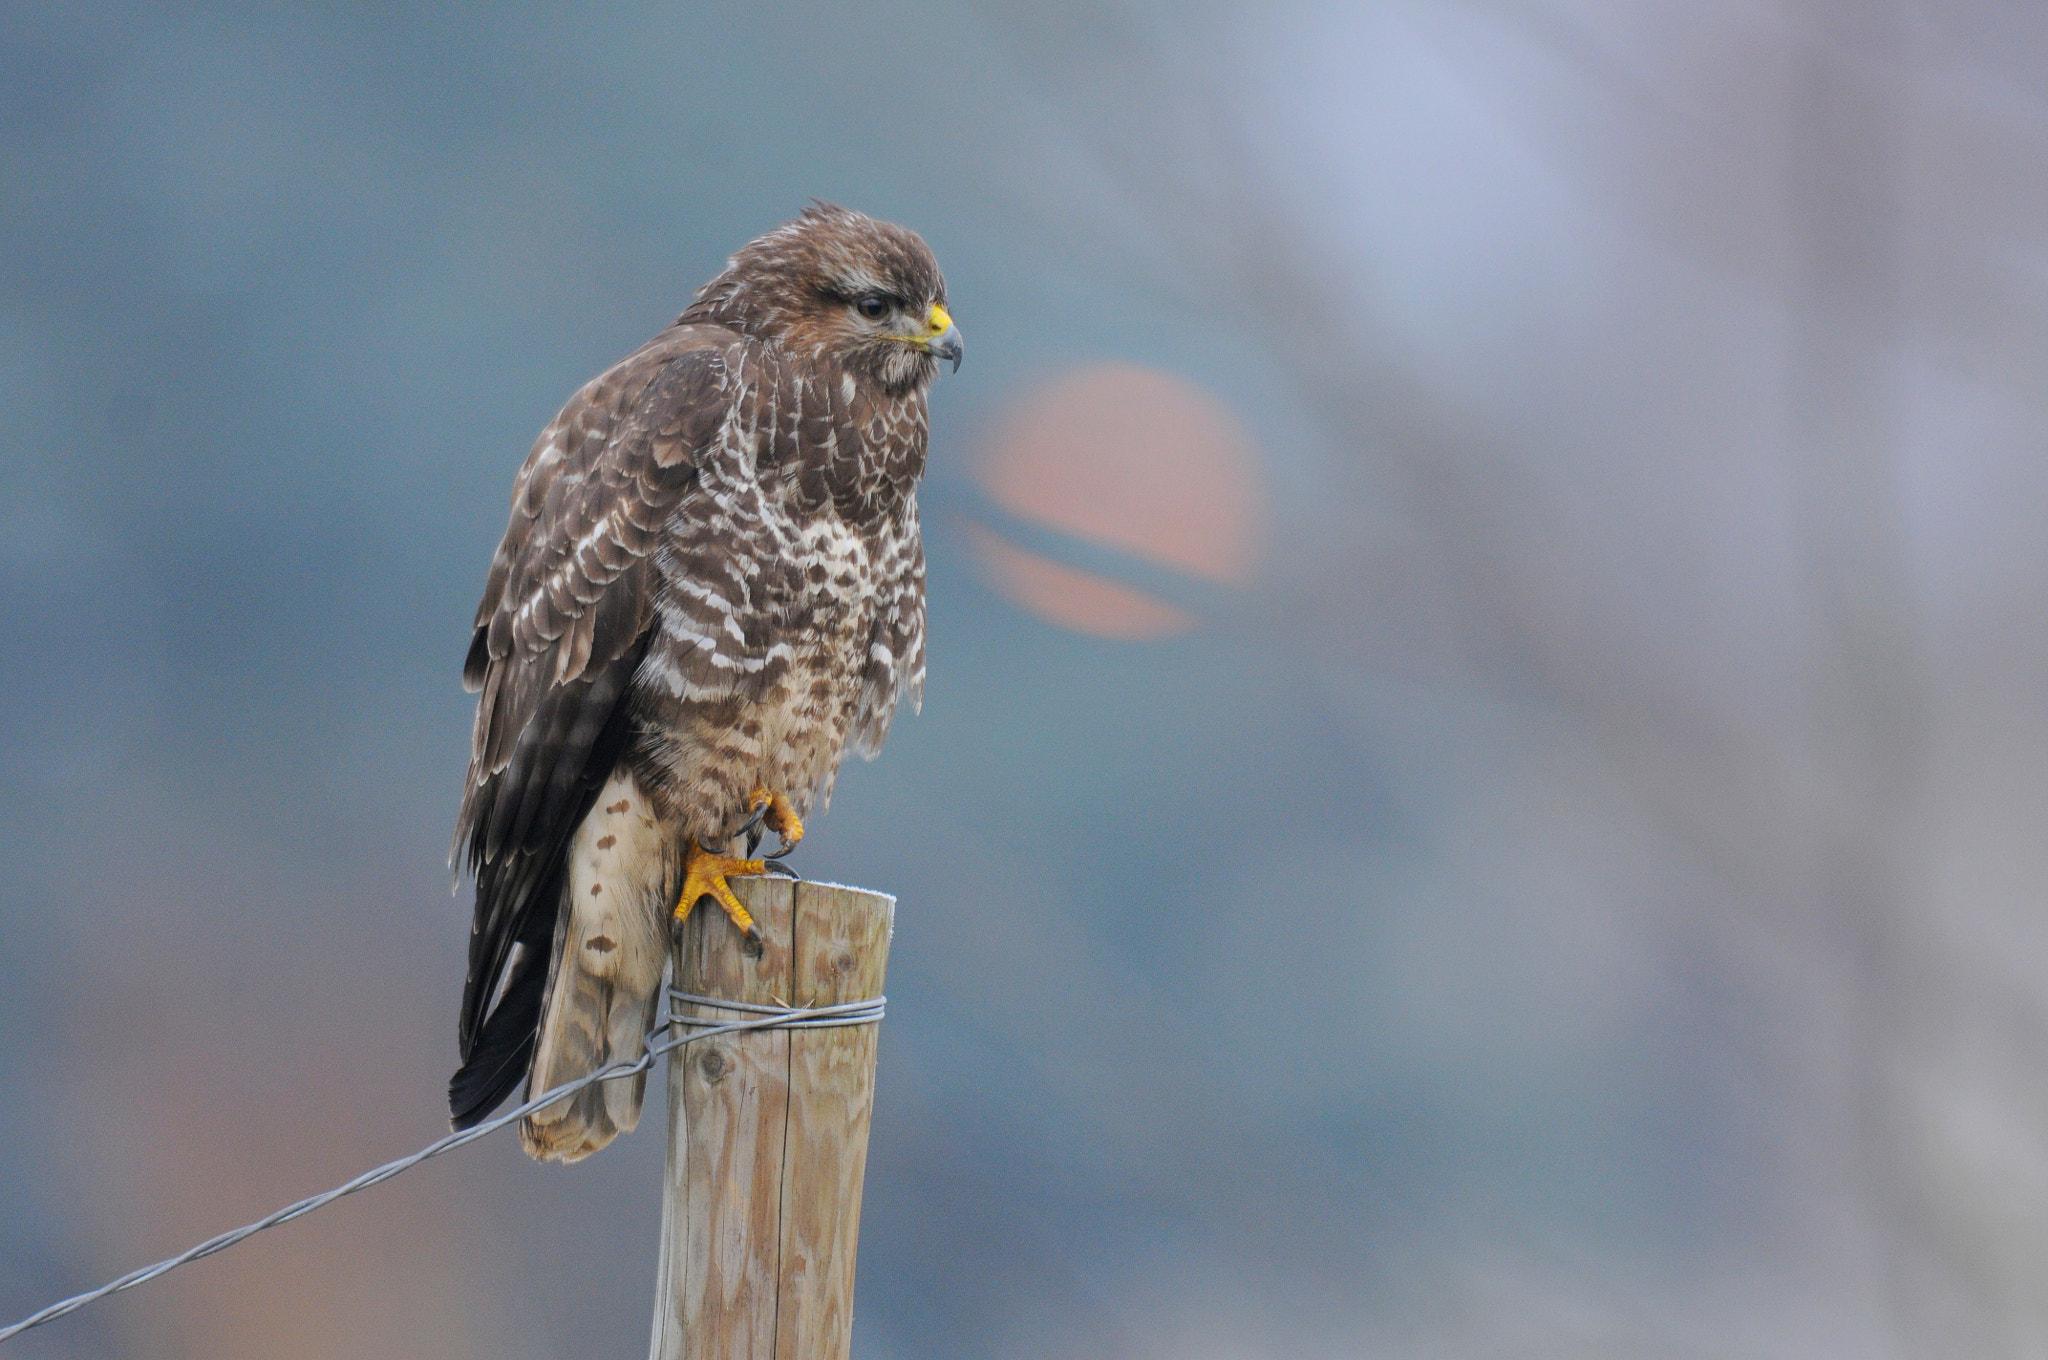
<box><xmin>677</xmin><ymin>840</ymin><xmax>770</xmax><ymax>957</ymax></box>
<box><xmin>745</xmin><ymin>785</ymin><xmax>804</xmax><ymax>860</ymax></box>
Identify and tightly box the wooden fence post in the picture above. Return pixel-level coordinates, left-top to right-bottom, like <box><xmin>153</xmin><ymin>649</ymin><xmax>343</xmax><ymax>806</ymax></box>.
<box><xmin>649</xmin><ymin>877</ymin><xmax>894</xmax><ymax>1360</ymax></box>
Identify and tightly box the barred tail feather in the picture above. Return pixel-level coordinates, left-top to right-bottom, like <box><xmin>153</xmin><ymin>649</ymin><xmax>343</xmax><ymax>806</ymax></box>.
<box><xmin>519</xmin><ymin>945</ymin><xmax>660</xmax><ymax>1162</ymax></box>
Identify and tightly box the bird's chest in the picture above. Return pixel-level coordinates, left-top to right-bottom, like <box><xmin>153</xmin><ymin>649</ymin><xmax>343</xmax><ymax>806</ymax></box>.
<box><xmin>740</xmin><ymin>475</ymin><xmax>882</xmax><ymax>651</ymax></box>
<box><xmin>649</xmin><ymin>484</ymin><xmax>874</xmax><ymax>693</ymax></box>
<box><xmin>636</xmin><ymin>430</ymin><xmax>911</xmax><ymax>817</ymax></box>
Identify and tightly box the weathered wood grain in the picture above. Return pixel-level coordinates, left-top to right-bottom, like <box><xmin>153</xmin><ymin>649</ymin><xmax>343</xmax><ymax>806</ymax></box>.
<box><xmin>774</xmin><ymin>882</ymin><xmax>893</xmax><ymax>1359</ymax></box>
<box><xmin>649</xmin><ymin>877</ymin><xmax>894</xmax><ymax>1360</ymax></box>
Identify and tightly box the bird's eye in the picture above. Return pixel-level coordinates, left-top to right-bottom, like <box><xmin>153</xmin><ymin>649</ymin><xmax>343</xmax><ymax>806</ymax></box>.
<box><xmin>856</xmin><ymin>296</ymin><xmax>888</xmax><ymax>320</ymax></box>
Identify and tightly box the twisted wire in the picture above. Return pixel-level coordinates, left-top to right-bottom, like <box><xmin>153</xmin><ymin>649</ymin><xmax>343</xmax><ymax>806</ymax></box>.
<box><xmin>0</xmin><ymin>989</ymin><xmax>884</xmax><ymax>1345</ymax></box>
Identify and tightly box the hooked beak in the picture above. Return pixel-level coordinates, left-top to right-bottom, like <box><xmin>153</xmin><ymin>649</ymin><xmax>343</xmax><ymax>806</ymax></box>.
<box><xmin>921</xmin><ymin>303</ymin><xmax>964</xmax><ymax>374</ymax></box>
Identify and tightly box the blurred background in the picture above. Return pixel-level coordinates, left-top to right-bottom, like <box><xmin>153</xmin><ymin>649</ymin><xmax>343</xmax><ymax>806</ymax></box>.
<box><xmin>5</xmin><ymin>1</ymin><xmax>2048</xmax><ymax>1355</ymax></box>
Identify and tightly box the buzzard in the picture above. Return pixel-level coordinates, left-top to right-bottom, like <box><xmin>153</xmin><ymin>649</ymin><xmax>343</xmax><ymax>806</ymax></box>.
<box><xmin>448</xmin><ymin>205</ymin><xmax>961</xmax><ymax>1162</ymax></box>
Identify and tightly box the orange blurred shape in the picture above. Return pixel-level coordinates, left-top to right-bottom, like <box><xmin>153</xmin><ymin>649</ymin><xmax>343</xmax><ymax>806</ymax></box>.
<box><xmin>973</xmin><ymin>364</ymin><xmax>1264</xmax><ymax>639</ymax></box>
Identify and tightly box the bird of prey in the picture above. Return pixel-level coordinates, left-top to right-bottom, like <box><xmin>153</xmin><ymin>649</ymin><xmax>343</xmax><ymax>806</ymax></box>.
<box><xmin>448</xmin><ymin>204</ymin><xmax>961</xmax><ymax>1162</ymax></box>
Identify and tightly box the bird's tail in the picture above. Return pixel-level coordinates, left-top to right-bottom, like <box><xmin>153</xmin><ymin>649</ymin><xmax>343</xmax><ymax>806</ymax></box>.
<box><xmin>519</xmin><ymin>856</ymin><xmax>670</xmax><ymax>1164</ymax></box>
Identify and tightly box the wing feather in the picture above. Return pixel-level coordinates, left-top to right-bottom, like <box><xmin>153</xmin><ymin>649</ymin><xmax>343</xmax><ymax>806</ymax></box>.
<box><xmin>452</xmin><ymin>327</ymin><xmax>735</xmax><ymax>1076</ymax></box>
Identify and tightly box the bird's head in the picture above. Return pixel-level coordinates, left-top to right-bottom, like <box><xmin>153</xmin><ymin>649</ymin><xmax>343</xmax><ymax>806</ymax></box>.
<box><xmin>686</xmin><ymin>203</ymin><xmax>962</xmax><ymax>397</ymax></box>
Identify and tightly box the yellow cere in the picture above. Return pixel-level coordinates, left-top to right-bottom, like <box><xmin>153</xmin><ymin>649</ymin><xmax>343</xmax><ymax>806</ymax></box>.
<box><xmin>927</xmin><ymin>303</ymin><xmax>953</xmax><ymax>334</ymax></box>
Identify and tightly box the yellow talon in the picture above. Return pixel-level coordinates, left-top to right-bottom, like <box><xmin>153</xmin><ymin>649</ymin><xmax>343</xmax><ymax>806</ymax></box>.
<box><xmin>746</xmin><ymin>785</ymin><xmax>804</xmax><ymax>854</ymax></box>
<box><xmin>677</xmin><ymin>838</ymin><xmax>770</xmax><ymax>953</ymax></box>
<box><xmin>675</xmin><ymin>789</ymin><xmax>802</xmax><ymax>956</ymax></box>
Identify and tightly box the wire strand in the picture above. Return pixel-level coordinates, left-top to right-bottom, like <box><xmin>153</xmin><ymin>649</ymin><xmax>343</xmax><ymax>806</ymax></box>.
<box><xmin>0</xmin><ymin>989</ymin><xmax>884</xmax><ymax>1345</ymax></box>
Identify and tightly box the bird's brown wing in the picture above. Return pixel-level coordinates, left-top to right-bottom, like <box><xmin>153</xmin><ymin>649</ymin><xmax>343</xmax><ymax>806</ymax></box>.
<box><xmin>449</xmin><ymin>326</ymin><xmax>735</xmax><ymax>1127</ymax></box>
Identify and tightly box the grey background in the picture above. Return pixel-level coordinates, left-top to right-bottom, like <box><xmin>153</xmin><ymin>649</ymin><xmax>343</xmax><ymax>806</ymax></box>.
<box><xmin>6</xmin><ymin>2</ymin><xmax>2048</xmax><ymax>1356</ymax></box>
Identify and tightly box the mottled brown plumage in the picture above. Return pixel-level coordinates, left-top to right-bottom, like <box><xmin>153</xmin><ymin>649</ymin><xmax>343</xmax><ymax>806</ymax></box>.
<box><xmin>448</xmin><ymin>205</ymin><xmax>958</xmax><ymax>1160</ymax></box>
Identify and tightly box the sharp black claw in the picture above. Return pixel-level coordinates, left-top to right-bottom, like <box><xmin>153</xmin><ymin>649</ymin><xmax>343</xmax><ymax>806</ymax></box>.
<box><xmin>741</xmin><ymin>928</ymin><xmax>764</xmax><ymax>959</ymax></box>
<box><xmin>734</xmin><ymin>801</ymin><xmax>768</xmax><ymax>846</ymax></box>
<box><xmin>745</xmin><ymin>825</ymin><xmax>764</xmax><ymax>858</ymax></box>
<box><xmin>763</xmin><ymin>858</ymin><xmax>801</xmax><ymax>881</ymax></box>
